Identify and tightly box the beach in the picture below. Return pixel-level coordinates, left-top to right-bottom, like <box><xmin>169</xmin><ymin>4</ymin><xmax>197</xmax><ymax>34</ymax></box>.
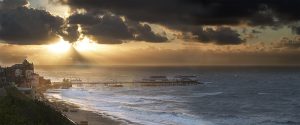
<box><xmin>43</xmin><ymin>96</ymin><xmax>127</xmax><ymax>125</ymax></box>
<box><xmin>63</xmin><ymin>108</ymin><xmax>124</xmax><ymax>125</ymax></box>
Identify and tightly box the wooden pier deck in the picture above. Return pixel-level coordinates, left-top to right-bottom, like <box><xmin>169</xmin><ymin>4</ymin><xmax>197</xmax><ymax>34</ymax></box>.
<box><xmin>62</xmin><ymin>80</ymin><xmax>203</xmax><ymax>87</ymax></box>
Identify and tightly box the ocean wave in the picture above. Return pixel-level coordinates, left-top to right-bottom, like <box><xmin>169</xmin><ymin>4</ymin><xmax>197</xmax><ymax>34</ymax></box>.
<box><xmin>46</xmin><ymin>88</ymin><xmax>214</xmax><ymax>125</ymax></box>
<box><xmin>182</xmin><ymin>92</ymin><xmax>223</xmax><ymax>98</ymax></box>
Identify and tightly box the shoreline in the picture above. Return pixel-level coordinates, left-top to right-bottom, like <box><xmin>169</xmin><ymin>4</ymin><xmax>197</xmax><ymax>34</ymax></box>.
<box><xmin>42</xmin><ymin>92</ymin><xmax>129</xmax><ymax>125</ymax></box>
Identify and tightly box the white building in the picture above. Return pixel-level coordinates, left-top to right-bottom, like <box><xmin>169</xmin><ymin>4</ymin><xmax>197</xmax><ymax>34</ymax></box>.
<box><xmin>26</xmin><ymin>70</ymin><xmax>34</xmax><ymax>79</ymax></box>
<box><xmin>31</xmin><ymin>74</ymin><xmax>40</xmax><ymax>88</ymax></box>
<box><xmin>15</xmin><ymin>69</ymin><xmax>22</xmax><ymax>77</ymax></box>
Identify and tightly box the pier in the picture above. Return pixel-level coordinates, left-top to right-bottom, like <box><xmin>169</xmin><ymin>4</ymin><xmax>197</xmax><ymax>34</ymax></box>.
<box><xmin>54</xmin><ymin>75</ymin><xmax>203</xmax><ymax>87</ymax></box>
<box><xmin>104</xmin><ymin>80</ymin><xmax>202</xmax><ymax>86</ymax></box>
<box><xmin>54</xmin><ymin>80</ymin><xmax>202</xmax><ymax>88</ymax></box>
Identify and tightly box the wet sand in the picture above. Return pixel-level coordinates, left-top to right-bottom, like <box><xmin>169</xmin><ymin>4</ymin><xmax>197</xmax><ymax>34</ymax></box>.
<box><xmin>44</xmin><ymin>98</ymin><xmax>127</xmax><ymax>125</ymax></box>
<box><xmin>63</xmin><ymin>109</ymin><xmax>124</xmax><ymax>125</ymax></box>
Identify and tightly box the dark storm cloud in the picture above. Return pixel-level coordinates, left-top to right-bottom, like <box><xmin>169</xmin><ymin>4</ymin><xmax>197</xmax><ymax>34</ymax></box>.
<box><xmin>127</xmin><ymin>21</ymin><xmax>168</xmax><ymax>43</ymax></box>
<box><xmin>252</xmin><ymin>30</ymin><xmax>262</xmax><ymax>34</ymax></box>
<box><xmin>0</xmin><ymin>0</ymin><xmax>65</xmax><ymax>45</ymax></box>
<box><xmin>86</xmin><ymin>15</ymin><xmax>133</xmax><ymax>43</ymax></box>
<box><xmin>68</xmin><ymin>13</ymin><xmax>168</xmax><ymax>44</ymax></box>
<box><xmin>56</xmin><ymin>0</ymin><xmax>300</xmax><ymax>45</ymax></box>
<box><xmin>59</xmin><ymin>0</ymin><xmax>300</xmax><ymax>26</ymax></box>
<box><xmin>134</xmin><ymin>24</ymin><xmax>168</xmax><ymax>43</ymax></box>
<box><xmin>277</xmin><ymin>37</ymin><xmax>300</xmax><ymax>49</ymax></box>
<box><xmin>172</xmin><ymin>25</ymin><xmax>244</xmax><ymax>45</ymax></box>
<box><xmin>0</xmin><ymin>0</ymin><xmax>169</xmax><ymax>45</ymax></box>
<box><xmin>59</xmin><ymin>25</ymin><xmax>80</xmax><ymax>43</ymax></box>
<box><xmin>68</xmin><ymin>13</ymin><xmax>99</xmax><ymax>25</ymax></box>
<box><xmin>194</xmin><ymin>27</ymin><xmax>244</xmax><ymax>45</ymax></box>
<box><xmin>0</xmin><ymin>0</ymin><xmax>28</xmax><ymax>9</ymax></box>
<box><xmin>2</xmin><ymin>0</ymin><xmax>300</xmax><ymax>45</ymax></box>
<box><xmin>292</xmin><ymin>26</ymin><xmax>300</xmax><ymax>35</ymax></box>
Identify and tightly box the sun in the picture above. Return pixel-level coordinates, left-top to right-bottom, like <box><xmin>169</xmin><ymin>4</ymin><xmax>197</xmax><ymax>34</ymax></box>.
<box><xmin>48</xmin><ymin>37</ymin><xmax>99</xmax><ymax>54</ymax></box>
<box><xmin>48</xmin><ymin>40</ymin><xmax>71</xmax><ymax>54</ymax></box>
<box><xmin>73</xmin><ymin>37</ymin><xmax>97</xmax><ymax>52</ymax></box>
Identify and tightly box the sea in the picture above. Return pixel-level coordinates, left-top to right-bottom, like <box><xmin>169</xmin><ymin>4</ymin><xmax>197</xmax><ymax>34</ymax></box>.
<box><xmin>37</xmin><ymin>66</ymin><xmax>300</xmax><ymax>125</ymax></box>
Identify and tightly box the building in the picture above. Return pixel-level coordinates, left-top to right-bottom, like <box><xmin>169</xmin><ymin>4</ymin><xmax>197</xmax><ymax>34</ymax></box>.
<box><xmin>31</xmin><ymin>73</ymin><xmax>40</xmax><ymax>88</ymax></box>
<box><xmin>0</xmin><ymin>60</ymin><xmax>52</xmax><ymax>99</ymax></box>
<box><xmin>3</xmin><ymin>60</ymin><xmax>45</xmax><ymax>86</ymax></box>
<box><xmin>4</xmin><ymin>59</ymin><xmax>34</xmax><ymax>87</ymax></box>
<box><xmin>39</xmin><ymin>76</ymin><xmax>51</xmax><ymax>85</ymax></box>
<box><xmin>0</xmin><ymin>59</ymin><xmax>51</xmax><ymax>89</ymax></box>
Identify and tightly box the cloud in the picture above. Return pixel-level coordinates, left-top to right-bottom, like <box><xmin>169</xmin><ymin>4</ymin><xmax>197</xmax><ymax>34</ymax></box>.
<box><xmin>1</xmin><ymin>0</ymin><xmax>299</xmax><ymax>46</ymax></box>
<box><xmin>277</xmin><ymin>37</ymin><xmax>300</xmax><ymax>49</ymax></box>
<box><xmin>0</xmin><ymin>0</ymin><xmax>28</xmax><ymax>9</ymax></box>
<box><xmin>85</xmin><ymin>15</ymin><xmax>134</xmax><ymax>44</ymax></box>
<box><xmin>0</xmin><ymin>0</ymin><xmax>168</xmax><ymax>45</ymax></box>
<box><xmin>55</xmin><ymin>0</ymin><xmax>296</xmax><ymax>45</ymax></box>
<box><xmin>55</xmin><ymin>0</ymin><xmax>300</xmax><ymax>45</ymax></box>
<box><xmin>292</xmin><ymin>26</ymin><xmax>300</xmax><ymax>35</ymax></box>
<box><xmin>252</xmin><ymin>30</ymin><xmax>262</xmax><ymax>34</ymax></box>
<box><xmin>0</xmin><ymin>0</ymin><xmax>65</xmax><ymax>45</ymax></box>
<box><xmin>175</xmin><ymin>25</ymin><xmax>244</xmax><ymax>45</ymax></box>
<box><xmin>127</xmin><ymin>21</ymin><xmax>168</xmax><ymax>43</ymax></box>
<box><xmin>59</xmin><ymin>0</ymin><xmax>300</xmax><ymax>26</ymax></box>
<box><xmin>68</xmin><ymin>13</ymin><xmax>99</xmax><ymax>25</ymax></box>
<box><xmin>68</xmin><ymin>13</ymin><xmax>168</xmax><ymax>44</ymax></box>
<box><xmin>59</xmin><ymin>25</ymin><xmax>80</xmax><ymax>43</ymax></box>
<box><xmin>192</xmin><ymin>27</ymin><xmax>244</xmax><ymax>45</ymax></box>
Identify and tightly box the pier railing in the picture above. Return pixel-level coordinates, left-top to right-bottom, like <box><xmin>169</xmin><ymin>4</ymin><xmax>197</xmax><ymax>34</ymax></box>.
<box><xmin>54</xmin><ymin>80</ymin><xmax>202</xmax><ymax>87</ymax></box>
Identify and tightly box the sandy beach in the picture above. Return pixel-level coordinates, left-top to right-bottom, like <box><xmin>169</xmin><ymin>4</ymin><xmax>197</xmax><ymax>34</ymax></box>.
<box><xmin>44</xmin><ymin>99</ymin><xmax>127</xmax><ymax>125</ymax></box>
<box><xmin>63</xmin><ymin>108</ymin><xmax>124</xmax><ymax>125</ymax></box>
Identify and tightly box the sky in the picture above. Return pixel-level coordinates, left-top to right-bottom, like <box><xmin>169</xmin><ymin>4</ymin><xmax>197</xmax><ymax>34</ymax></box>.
<box><xmin>0</xmin><ymin>0</ymin><xmax>300</xmax><ymax>66</ymax></box>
